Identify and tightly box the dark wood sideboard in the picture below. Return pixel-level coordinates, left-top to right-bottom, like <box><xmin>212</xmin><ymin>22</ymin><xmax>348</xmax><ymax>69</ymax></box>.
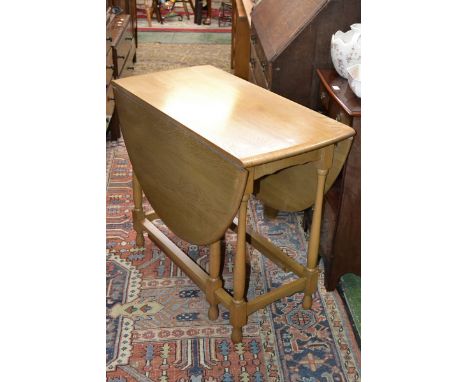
<box><xmin>316</xmin><ymin>68</ymin><xmax>360</xmax><ymax>291</ymax></box>
<box><xmin>106</xmin><ymin>4</ymin><xmax>137</xmax><ymax>140</ymax></box>
<box><xmin>108</xmin><ymin>0</ymin><xmax>138</xmax><ymax>48</ymax></box>
<box><xmin>248</xmin><ymin>0</ymin><xmax>360</xmax><ymax>109</ymax></box>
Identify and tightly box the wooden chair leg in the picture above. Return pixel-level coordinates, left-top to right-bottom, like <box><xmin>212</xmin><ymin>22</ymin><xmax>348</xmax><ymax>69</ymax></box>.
<box><xmin>302</xmin><ymin>168</ymin><xmax>328</xmax><ymax>309</ymax></box>
<box><xmin>145</xmin><ymin>7</ymin><xmax>153</xmax><ymax>27</ymax></box>
<box><xmin>203</xmin><ymin>0</ymin><xmax>212</xmax><ymax>25</ymax></box>
<box><xmin>182</xmin><ymin>0</ymin><xmax>190</xmax><ymax>19</ymax></box>
<box><xmin>207</xmin><ymin>240</ymin><xmax>222</xmax><ymax>320</ymax></box>
<box><xmin>188</xmin><ymin>0</ymin><xmax>195</xmax><ymax>12</ymax></box>
<box><xmin>154</xmin><ymin>1</ymin><xmax>163</xmax><ymax>23</ymax></box>
<box><xmin>132</xmin><ymin>172</ymin><xmax>145</xmax><ymax>247</ymax></box>
<box><xmin>230</xmin><ymin>194</ymin><xmax>249</xmax><ymax>343</ymax></box>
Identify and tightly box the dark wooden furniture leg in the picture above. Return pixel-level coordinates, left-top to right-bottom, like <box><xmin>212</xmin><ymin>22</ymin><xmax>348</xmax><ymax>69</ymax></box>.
<box><xmin>194</xmin><ymin>0</ymin><xmax>202</xmax><ymax>24</ymax></box>
<box><xmin>154</xmin><ymin>0</ymin><xmax>163</xmax><ymax>23</ymax></box>
<box><xmin>315</xmin><ymin>69</ymin><xmax>361</xmax><ymax>291</ymax></box>
<box><xmin>203</xmin><ymin>0</ymin><xmax>211</xmax><ymax>25</ymax></box>
<box><xmin>109</xmin><ymin>110</ymin><xmax>121</xmax><ymax>141</ymax></box>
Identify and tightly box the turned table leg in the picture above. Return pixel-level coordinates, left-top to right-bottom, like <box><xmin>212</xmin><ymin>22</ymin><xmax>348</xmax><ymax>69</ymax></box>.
<box><xmin>181</xmin><ymin>0</ymin><xmax>190</xmax><ymax>20</ymax></box>
<box><xmin>230</xmin><ymin>194</ymin><xmax>249</xmax><ymax>343</ymax></box>
<box><xmin>302</xmin><ymin>167</ymin><xmax>328</xmax><ymax>309</ymax></box>
<box><xmin>207</xmin><ymin>240</ymin><xmax>222</xmax><ymax>320</ymax></box>
<box><xmin>145</xmin><ymin>7</ymin><xmax>154</xmax><ymax>27</ymax></box>
<box><xmin>154</xmin><ymin>1</ymin><xmax>163</xmax><ymax>24</ymax></box>
<box><xmin>132</xmin><ymin>172</ymin><xmax>145</xmax><ymax>247</ymax></box>
<box><xmin>203</xmin><ymin>0</ymin><xmax>211</xmax><ymax>25</ymax></box>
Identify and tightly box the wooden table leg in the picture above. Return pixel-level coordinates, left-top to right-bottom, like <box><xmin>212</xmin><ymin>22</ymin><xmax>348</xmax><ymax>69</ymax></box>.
<box><xmin>194</xmin><ymin>0</ymin><xmax>202</xmax><ymax>24</ymax></box>
<box><xmin>303</xmin><ymin>168</ymin><xmax>329</xmax><ymax>309</ymax></box>
<box><xmin>145</xmin><ymin>7</ymin><xmax>153</xmax><ymax>27</ymax></box>
<box><xmin>207</xmin><ymin>240</ymin><xmax>222</xmax><ymax>320</ymax></box>
<box><xmin>230</xmin><ymin>194</ymin><xmax>249</xmax><ymax>343</ymax></box>
<box><xmin>154</xmin><ymin>1</ymin><xmax>163</xmax><ymax>23</ymax></box>
<box><xmin>132</xmin><ymin>173</ymin><xmax>145</xmax><ymax>247</ymax></box>
<box><xmin>231</xmin><ymin>0</ymin><xmax>236</xmax><ymax>69</ymax></box>
<box><xmin>203</xmin><ymin>0</ymin><xmax>212</xmax><ymax>25</ymax></box>
<box><xmin>181</xmin><ymin>0</ymin><xmax>190</xmax><ymax>20</ymax></box>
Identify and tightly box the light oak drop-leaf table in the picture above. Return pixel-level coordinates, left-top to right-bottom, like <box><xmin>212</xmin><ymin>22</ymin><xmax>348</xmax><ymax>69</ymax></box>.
<box><xmin>112</xmin><ymin>65</ymin><xmax>355</xmax><ymax>343</ymax></box>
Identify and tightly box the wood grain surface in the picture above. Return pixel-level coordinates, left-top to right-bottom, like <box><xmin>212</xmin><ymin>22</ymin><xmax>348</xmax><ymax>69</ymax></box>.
<box><xmin>255</xmin><ymin>138</ymin><xmax>353</xmax><ymax>211</ymax></box>
<box><xmin>114</xmin><ymin>87</ymin><xmax>248</xmax><ymax>245</ymax></box>
<box><xmin>112</xmin><ymin>65</ymin><xmax>356</xmax><ymax>342</ymax></box>
<box><xmin>112</xmin><ymin>65</ymin><xmax>355</xmax><ymax>168</ymax></box>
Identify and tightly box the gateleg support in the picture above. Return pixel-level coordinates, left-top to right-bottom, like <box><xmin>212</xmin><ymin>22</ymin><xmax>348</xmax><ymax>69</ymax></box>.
<box><xmin>230</xmin><ymin>299</ymin><xmax>247</xmax><ymax>343</ymax></box>
<box><xmin>132</xmin><ymin>172</ymin><xmax>145</xmax><ymax>247</ymax></box>
<box><xmin>230</xmin><ymin>192</ymin><xmax>250</xmax><ymax>343</ymax></box>
<box><xmin>302</xmin><ymin>268</ymin><xmax>320</xmax><ymax>309</ymax></box>
<box><xmin>207</xmin><ymin>240</ymin><xmax>223</xmax><ymax>320</ymax></box>
<box><xmin>303</xmin><ymin>146</ymin><xmax>333</xmax><ymax>308</ymax></box>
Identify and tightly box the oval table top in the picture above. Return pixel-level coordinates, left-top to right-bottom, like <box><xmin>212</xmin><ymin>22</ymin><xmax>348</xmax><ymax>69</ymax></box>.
<box><xmin>113</xmin><ymin>65</ymin><xmax>355</xmax><ymax>168</ymax></box>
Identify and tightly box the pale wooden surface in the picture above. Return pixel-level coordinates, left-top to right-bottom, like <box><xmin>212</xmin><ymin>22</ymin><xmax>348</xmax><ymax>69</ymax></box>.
<box><xmin>207</xmin><ymin>240</ymin><xmax>222</xmax><ymax>320</ymax></box>
<box><xmin>239</xmin><ymin>0</ymin><xmax>253</xmax><ymax>24</ymax></box>
<box><xmin>255</xmin><ymin>138</ymin><xmax>353</xmax><ymax>211</ymax></box>
<box><xmin>114</xmin><ymin>87</ymin><xmax>248</xmax><ymax>245</ymax></box>
<box><xmin>231</xmin><ymin>0</ymin><xmax>251</xmax><ymax>80</ymax></box>
<box><xmin>113</xmin><ymin>65</ymin><xmax>355</xmax><ymax>168</ymax></box>
<box><xmin>113</xmin><ymin>65</ymin><xmax>356</xmax><ymax>342</ymax></box>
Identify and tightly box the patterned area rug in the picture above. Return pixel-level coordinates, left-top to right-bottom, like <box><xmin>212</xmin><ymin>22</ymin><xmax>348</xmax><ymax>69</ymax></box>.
<box><xmin>106</xmin><ymin>142</ymin><xmax>361</xmax><ymax>381</ymax></box>
<box><xmin>132</xmin><ymin>43</ymin><xmax>232</xmax><ymax>74</ymax></box>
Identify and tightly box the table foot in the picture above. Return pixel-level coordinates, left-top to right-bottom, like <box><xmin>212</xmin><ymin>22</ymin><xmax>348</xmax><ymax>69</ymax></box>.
<box><xmin>302</xmin><ymin>295</ymin><xmax>312</xmax><ymax>310</ymax></box>
<box><xmin>207</xmin><ymin>240</ymin><xmax>222</xmax><ymax>320</ymax></box>
<box><xmin>145</xmin><ymin>8</ymin><xmax>153</xmax><ymax>27</ymax></box>
<box><xmin>230</xmin><ymin>298</ymin><xmax>247</xmax><ymax>343</ymax></box>
<box><xmin>203</xmin><ymin>17</ymin><xmax>211</xmax><ymax>25</ymax></box>
<box><xmin>231</xmin><ymin>327</ymin><xmax>242</xmax><ymax>343</ymax></box>
<box><xmin>208</xmin><ymin>305</ymin><xmax>219</xmax><ymax>320</ymax></box>
<box><xmin>135</xmin><ymin>232</ymin><xmax>145</xmax><ymax>247</ymax></box>
<box><xmin>302</xmin><ymin>267</ymin><xmax>319</xmax><ymax>310</ymax></box>
<box><xmin>132</xmin><ymin>173</ymin><xmax>146</xmax><ymax>248</ymax></box>
<box><xmin>207</xmin><ymin>276</ymin><xmax>222</xmax><ymax>320</ymax></box>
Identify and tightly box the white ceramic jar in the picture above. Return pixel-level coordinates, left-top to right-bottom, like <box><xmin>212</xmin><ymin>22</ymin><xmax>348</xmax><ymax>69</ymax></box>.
<box><xmin>331</xmin><ymin>24</ymin><xmax>361</xmax><ymax>79</ymax></box>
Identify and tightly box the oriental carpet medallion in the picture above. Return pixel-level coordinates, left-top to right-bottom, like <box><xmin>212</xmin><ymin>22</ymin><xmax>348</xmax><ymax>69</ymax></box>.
<box><xmin>106</xmin><ymin>140</ymin><xmax>361</xmax><ymax>382</ymax></box>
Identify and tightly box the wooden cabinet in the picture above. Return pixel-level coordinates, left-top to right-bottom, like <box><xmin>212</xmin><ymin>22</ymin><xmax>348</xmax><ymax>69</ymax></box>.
<box><xmin>108</xmin><ymin>0</ymin><xmax>138</xmax><ymax>48</ymax></box>
<box><xmin>248</xmin><ymin>0</ymin><xmax>360</xmax><ymax>109</ymax></box>
<box><xmin>106</xmin><ymin>9</ymin><xmax>137</xmax><ymax>140</ymax></box>
<box><xmin>231</xmin><ymin>0</ymin><xmax>253</xmax><ymax>80</ymax></box>
<box><xmin>316</xmin><ymin>68</ymin><xmax>360</xmax><ymax>291</ymax></box>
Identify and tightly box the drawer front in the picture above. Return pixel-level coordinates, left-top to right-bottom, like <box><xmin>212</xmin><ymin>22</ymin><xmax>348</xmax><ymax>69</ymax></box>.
<box><xmin>106</xmin><ymin>27</ymin><xmax>112</xmax><ymax>51</ymax></box>
<box><xmin>106</xmin><ymin>68</ymin><xmax>114</xmax><ymax>88</ymax></box>
<box><xmin>106</xmin><ymin>84</ymin><xmax>115</xmax><ymax>117</ymax></box>
<box><xmin>114</xmin><ymin>23</ymin><xmax>134</xmax><ymax>77</ymax></box>
<box><xmin>319</xmin><ymin>83</ymin><xmax>330</xmax><ymax>111</ymax></box>
<box><xmin>106</xmin><ymin>51</ymin><xmax>114</xmax><ymax>87</ymax></box>
<box><xmin>328</xmin><ymin>101</ymin><xmax>352</xmax><ymax>127</ymax></box>
<box><xmin>248</xmin><ymin>63</ymin><xmax>256</xmax><ymax>85</ymax></box>
<box><xmin>250</xmin><ymin>26</ymin><xmax>265</xmax><ymax>61</ymax></box>
<box><xmin>250</xmin><ymin>28</ymin><xmax>272</xmax><ymax>86</ymax></box>
<box><xmin>114</xmin><ymin>40</ymin><xmax>131</xmax><ymax>77</ymax></box>
<box><xmin>120</xmin><ymin>43</ymin><xmax>136</xmax><ymax>78</ymax></box>
<box><xmin>250</xmin><ymin>41</ymin><xmax>270</xmax><ymax>89</ymax></box>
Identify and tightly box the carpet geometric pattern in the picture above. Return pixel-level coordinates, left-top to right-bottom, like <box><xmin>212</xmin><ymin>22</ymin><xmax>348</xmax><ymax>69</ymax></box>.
<box><xmin>130</xmin><ymin>42</ymin><xmax>232</xmax><ymax>75</ymax></box>
<box><xmin>106</xmin><ymin>141</ymin><xmax>361</xmax><ymax>381</ymax></box>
